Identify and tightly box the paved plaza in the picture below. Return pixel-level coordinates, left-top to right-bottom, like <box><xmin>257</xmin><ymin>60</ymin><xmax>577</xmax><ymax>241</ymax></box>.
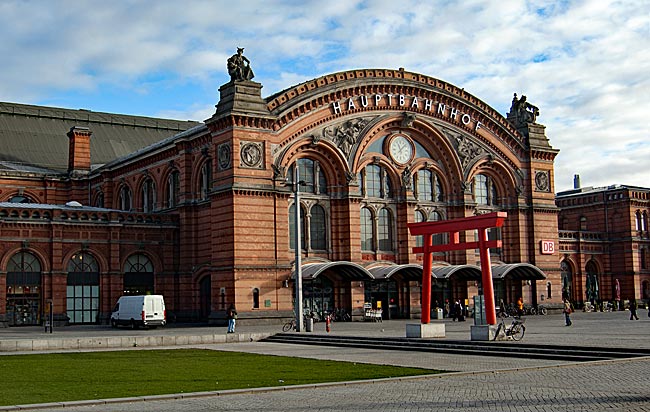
<box><xmin>1</xmin><ymin>310</ymin><xmax>648</xmax><ymax>411</ymax></box>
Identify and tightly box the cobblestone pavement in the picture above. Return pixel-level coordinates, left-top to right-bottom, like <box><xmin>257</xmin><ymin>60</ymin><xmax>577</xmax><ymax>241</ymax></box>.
<box><xmin>3</xmin><ymin>310</ymin><xmax>649</xmax><ymax>411</ymax></box>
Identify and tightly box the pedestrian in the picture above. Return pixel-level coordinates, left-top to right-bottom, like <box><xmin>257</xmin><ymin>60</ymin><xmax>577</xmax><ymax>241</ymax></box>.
<box><xmin>444</xmin><ymin>299</ymin><xmax>450</xmax><ymax>318</ymax></box>
<box><xmin>517</xmin><ymin>297</ymin><xmax>524</xmax><ymax>318</ymax></box>
<box><xmin>227</xmin><ymin>304</ymin><xmax>238</xmax><ymax>333</ymax></box>
<box><xmin>498</xmin><ymin>299</ymin><xmax>506</xmax><ymax>317</ymax></box>
<box><xmin>629</xmin><ymin>299</ymin><xmax>639</xmax><ymax>320</ymax></box>
<box><xmin>458</xmin><ymin>300</ymin><xmax>466</xmax><ymax>322</ymax></box>
<box><xmin>563</xmin><ymin>299</ymin><xmax>572</xmax><ymax>326</ymax></box>
<box><xmin>451</xmin><ymin>299</ymin><xmax>460</xmax><ymax>321</ymax></box>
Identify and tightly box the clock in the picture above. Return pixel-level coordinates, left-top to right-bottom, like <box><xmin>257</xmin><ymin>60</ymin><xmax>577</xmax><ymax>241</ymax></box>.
<box><xmin>388</xmin><ymin>134</ymin><xmax>413</xmax><ymax>165</ymax></box>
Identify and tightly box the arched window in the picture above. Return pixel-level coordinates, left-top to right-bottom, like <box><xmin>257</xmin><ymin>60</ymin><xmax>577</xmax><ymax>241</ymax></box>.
<box><xmin>200</xmin><ymin>161</ymin><xmax>212</xmax><ymax>200</ymax></box>
<box><xmin>416</xmin><ymin>170</ymin><xmax>443</xmax><ymax>202</ymax></box>
<box><xmin>378</xmin><ymin>208</ymin><xmax>393</xmax><ymax>251</ymax></box>
<box><xmin>123</xmin><ymin>254</ymin><xmax>154</xmax><ymax>295</ymax></box>
<box><xmin>360</xmin><ymin>207</ymin><xmax>374</xmax><ymax>251</ymax></box>
<box><xmin>472</xmin><ymin>174</ymin><xmax>498</xmax><ymax>206</ymax></box>
<box><xmin>288</xmin><ymin>203</ymin><xmax>306</xmax><ymax>250</ymax></box>
<box><xmin>167</xmin><ymin>170</ymin><xmax>180</xmax><ymax>208</ymax></box>
<box><xmin>95</xmin><ymin>192</ymin><xmax>104</xmax><ymax>208</ymax></box>
<box><xmin>141</xmin><ymin>178</ymin><xmax>156</xmax><ymax>213</ymax></box>
<box><xmin>67</xmin><ymin>252</ymin><xmax>100</xmax><ymax>324</ymax></box>
<box><xmin>310</xmin><ymin>204</ymin><xmax>327</xmax><ymax>250</ymax></box>
<box><xmin>118</xmin><ymin>185</ymin><xmax>132</xmax><ymax>211</ymax></box>
<box><xmin>635</xmin><ymin>211</ymin><xmax>641</xmax><ymax>231</ymax></box>
<box><xmin>9</xmin><ymin>194</ymin><xmax>35</xmax><ymax>203</ymax></box>
<box><xmin>642</xmin><ymin>211</ymin><xmax>648</xmax><ymax>231</ymax></box>
<box><xmin>580</xmin><ymin>216</ymin><xmax>587</xmax><ymax>231</ymax></box>
<box><xmin>288</xmin><ymin>159</ymin><xmax>328</xmax><ymax>194</ymax></box>
<box><xmin>252</xmin><ymin>288</ymin><xmax>260</xmax><ymax>309</ymax></box>
<box><xmin>362</xmin><ymin>165</ymin><xmax>392</xmax><ymax>199</ymax></box>
<box><xmin>641</xmin><ymin>248</ymin><xmax>647</xmax><ymax>270</ymax></box>
<box><xmin>6</xmin><ymin>251</ymin><xmax>42</xmax><ymax>326</ymax></box>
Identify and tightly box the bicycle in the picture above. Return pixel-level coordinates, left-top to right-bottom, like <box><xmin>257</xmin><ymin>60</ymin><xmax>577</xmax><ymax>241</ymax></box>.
<box><xmin>493</xmin><ymin>317</ymin><xmax>526</xmax><ymax>341</ymax></box>
<box><xmin>282</xmin><ymin>315</ymin><xmax>313</xmax><ymax>332</ymax></box>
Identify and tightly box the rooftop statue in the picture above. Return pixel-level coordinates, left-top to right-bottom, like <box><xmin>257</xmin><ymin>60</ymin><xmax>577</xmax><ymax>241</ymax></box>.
<box><xmin>509</xmin><ymin>93</ymin><xmax>539</xmax><ymax>124</ymax></box>
<box><xmin>227</xmin><ymin>47</ymin><xmax>255</xmax><ymax>81</ymax></box>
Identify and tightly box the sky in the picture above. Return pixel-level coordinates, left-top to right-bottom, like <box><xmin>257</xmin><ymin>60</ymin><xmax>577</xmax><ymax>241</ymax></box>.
<box><xmin>0</xmin><ymin>0</ymin><xmax>647</xmax><ymax>192</ymax></box>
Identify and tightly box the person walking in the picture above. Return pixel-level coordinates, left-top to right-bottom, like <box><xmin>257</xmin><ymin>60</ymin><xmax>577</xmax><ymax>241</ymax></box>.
<box><xmin>629</xmin><ymin>299</ymin><xmax>639</xmax><ymax>320</ymax></box>
<box><xmin>227</xmin><ymin>304</ymin><xmax>238</xmax><ymax>333</ymax></box>
<box><xmin>563</xmin><ymin>299</ymin><xmax>573</xmax><ymax>326</ymax></box>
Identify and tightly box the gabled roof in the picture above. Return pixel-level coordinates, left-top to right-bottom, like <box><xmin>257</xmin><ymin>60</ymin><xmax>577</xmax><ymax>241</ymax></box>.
<box><xmin>0</xmin><ymin>102</ymin><xmax>200</xmax><ymax>174</ymax></box>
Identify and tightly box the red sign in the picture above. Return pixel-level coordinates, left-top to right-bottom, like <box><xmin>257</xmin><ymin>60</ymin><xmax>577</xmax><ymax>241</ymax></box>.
<box><xmin>540</xmin><ymin>240</ymin><xmax>555</xmax><ymax>255</ymax></box>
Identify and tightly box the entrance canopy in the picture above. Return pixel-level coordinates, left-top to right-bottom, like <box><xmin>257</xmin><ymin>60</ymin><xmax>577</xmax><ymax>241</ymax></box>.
<box><xmin>297</xmin><ymin>261</ymin><xmax>375</xmax><ymax>281</ymax></box>
<box><xmin>431</xmin><ymin>264</ymin><xmax>481</xmax><ymax>281</ymax></box>
<box><xmin>368</xmin><ymin>264</ymin><xmax>422</xmax><ymax>281</ymax></box>
<box><xmin>491</xmin><ymin>263</ymin><xmax>547</xmax><ymax>280</ymax></box>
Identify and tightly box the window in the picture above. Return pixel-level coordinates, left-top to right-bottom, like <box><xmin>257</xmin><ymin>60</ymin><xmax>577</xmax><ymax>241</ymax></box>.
<box><xmin>200</xmin><ymin>161</ymin><xmax>212</xmax><ymax>200</ymax></box>
<box><xmin>252</xmin><ymin>288</ymin><xmax>260</xmax><ymax>309</ymax></box>
<box><xmin>580</xmin><ymin>216</ymin><xmax>587</xmax><ymax>231</ymax></box>
<box><xmin>378</xmin><ymin>208</ymin><xmax>393</xmax><ymax>251</ymax></box>
<box><xmin>289</xmin><ymin>203</ymin><xmax>306</xmax><ymax>250</ymax></box>
<box><xmin>635</xmin><ymin>211</ymin><xmax>641</xmax><ymax>231</ymax></box>
<box><xmin>123</xmin><ymin>254</ymin><xmax>154</xmax><ymax>295</ymax></box>
<box><xmin>95</xmin><ymin>192</ymin><xmax>104</xmax><ymax>208</ymax></box>
<box><xmin>643</xmin><ymin>212</ymin><xmax>648</xmax><ymax>231</ymax></box>
<box><xmin>414</xmin><ymin>210</ymin><xmax>426</xmax><ymax>247</ymax></box>
<box><xmin>67</xmin><ymin>252</ymin><xmax>100</xmax><ymax>324</ymax></box>
<box><xmin>141</xmin><ymin>178</ymin><xmax>156</xmax><ymax>213</ymax></box>
<box><xmin>360</xmin><ymin>207</ymin><xmax>374</xmax><ymax>251</ymax></box>
<box><xmin>310</xmin><ymin>204</ymin><xmax>327</xmax><ymax>250</ymax></box>
<box><xmin>118</xmin><ymin>185</ymin><xmax>132</xmax><ymax>211</ymax></box>
<box><xmin>6</xmin><ymin>251</ymin><xmax>42</xmax><ymax>326</ymax></box>
<box><xmin>288</xmin><ymin>159</ymin><xmax>328</xmax><ymax>194</ymax></box>
<box><xmin>641</xmin><ymin>248</ymin><xmax>647</xmax><ymax>270</ymax></box>
<box><xmin>362</xmin><ymin>165</ymin><xmax>392</xmax><ymax>199</ymax></box>
<box><xmin>416</xmin><ymin>170</ymin><xmax>443</xmax><ymax>202</ymax></box>
<box><xmin>167</xmin><ymin>170</ymin><xmax>180</xmax><ymax>208</ymax></box>
<box><xmin>9</xmin><ymin>194</ymin><xmax>34</xmax><ymax>203</ymax></box>
<box><xmin>472</xmin><ymin>174</ymin><xmax>498</xmax><ymax>206</ymax></box>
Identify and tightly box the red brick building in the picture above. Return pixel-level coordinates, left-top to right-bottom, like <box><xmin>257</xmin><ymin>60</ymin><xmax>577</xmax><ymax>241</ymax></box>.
<box><xmin>0</xmin><ymin>64</ymin><xmax>564</xmax><ymax>327</ymax></box>
<box><xmin>557</xmin><ymin>177</ymin><xmax>650</xmax><ymax>307</ymax></box>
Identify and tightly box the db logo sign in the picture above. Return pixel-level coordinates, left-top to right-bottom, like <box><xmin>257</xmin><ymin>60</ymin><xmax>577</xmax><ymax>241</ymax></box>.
<box><xmin>540</xmin><ymin>240</ymin><xmax>555</xmax><ymax>255</ymax></box>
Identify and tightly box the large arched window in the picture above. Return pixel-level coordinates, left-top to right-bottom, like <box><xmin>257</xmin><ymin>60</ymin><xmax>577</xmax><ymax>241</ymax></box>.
<box><xmin>67</xmin><ymin>252</ymin><xmax>100</xmax><ymax>324</ymax></box>
<box><xmin>199</xmin><ymin>161</ymin><xmax>212</xmax><ymax>200</ymax></box>
<box><xmin>378</xmin><ymin>208</ymin><xmax>393</xmax><ymax>251</ymax></box>
<box><xmin>361</xmin><ymin>165</ymin><xmax>392</xmax><ymax>199</ymax></box>
<box><xmin>310</xmin><ymin>204</ymin><xmax>327</xmax><ymax>250</ymax></box>
<box><xmin>360</xmin><ymin>207</ymin><xmax>374</xmax><ymax>251</ymax></box>
<box><xmin>141</xmin><ymin>178</ymin><xmax>156</xmax><ymax>213</ymax></box>
<box><xmin>95</xmin><ymin>191</ymin><xmax>104</xmax><ymax>208</ymax></box>
<box><xmin>167</xmin><ymin>170</ymin><xmax>180</xmax><ymax>208</ymax></box>
<box><xmin>6</xmin><ymin>251</ymin><xmax>42</xmax><ymax>326</ymax></box>
<box><xmin>123</xmin><ymin>254</ymin><xmax>154</xmax><ymax>295</ymax></box>
<box><xmin>416</xmin><ymin>169</ymin><xmax>443</xmax><ymax>202</ymax></box>
<box><xmin>472</xmin><ymin>174</ymin><xmax>498</xmax><ymax>206</ymax></box>
<box><xmin>118</xmin><ymin>185</ymin><xmax>132</xmax><ymax>211</ymax></box>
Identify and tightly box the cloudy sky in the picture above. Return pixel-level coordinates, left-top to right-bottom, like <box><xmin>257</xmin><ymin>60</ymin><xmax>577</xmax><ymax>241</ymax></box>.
<box><xmin>1</xmin><ymin>0</ymin><xmax>647</xmax><ymax>192</ymax></box>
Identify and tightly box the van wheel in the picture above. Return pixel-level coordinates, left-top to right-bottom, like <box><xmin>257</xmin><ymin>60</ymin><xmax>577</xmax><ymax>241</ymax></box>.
<box><xmin>130</xmin><ymin>320</ymin><xmax>138</xmax><ymax>329</ymax></box>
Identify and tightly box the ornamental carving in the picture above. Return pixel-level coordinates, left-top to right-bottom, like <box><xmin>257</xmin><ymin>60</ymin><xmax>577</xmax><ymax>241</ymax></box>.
<box><xmin>322</xmin><ymin>118</ymin><xmax>370</xmax><ymax>157</ymax></box>
<box><xmin>456</xmin><ymin>135</ymin><xmax>486</xmax><ymax>171</ymax></box>
<box><xmin>240</xmin><ymin>141</ymin><xmax>263</xmax><ymax>169</ymax></box>
<box><xmin>218</xmin><ymin>142</ymin><xmax>231</xmax><ymax>171</ymax></box>
<box><xmin>535</xmin><ymin>170</ymin><xmax>550</xmax><ymax>192</ymax></box>
<box><xmin>507</xmin><ymin>93</ymin><xmax>540</xmax><ymax>127</ymax></box>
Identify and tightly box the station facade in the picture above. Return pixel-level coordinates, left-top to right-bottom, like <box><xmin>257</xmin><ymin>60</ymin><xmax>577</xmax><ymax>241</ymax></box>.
<box><xmin>0</xmin><ymin>62</ymin><xmax>567</xmax><ymax>327</ymax></box>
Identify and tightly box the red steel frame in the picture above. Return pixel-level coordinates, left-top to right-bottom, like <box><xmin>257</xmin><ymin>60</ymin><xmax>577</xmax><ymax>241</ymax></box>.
<box><xmin>408</xmin><ymin>211</ymin><xmax>507</xmax><ymax>325</ymax></box>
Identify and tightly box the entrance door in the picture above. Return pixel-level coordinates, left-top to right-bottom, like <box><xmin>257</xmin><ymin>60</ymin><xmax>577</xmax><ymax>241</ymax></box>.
<box><xmin>199</xmin><ymin>276</ymin><xmax>211</xmax><ymax>321</ymax></box>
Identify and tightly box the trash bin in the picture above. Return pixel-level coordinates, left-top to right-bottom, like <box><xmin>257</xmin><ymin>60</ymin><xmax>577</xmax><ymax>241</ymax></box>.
<box><xmin>305</xmin><ymin>317</ymin><xmax>313</xmax><ymax>332</ymax></box>
<box><xmin>431</xmin><ymin>308</ymin><xmax>443</xmax><ymax>319</ymax></box>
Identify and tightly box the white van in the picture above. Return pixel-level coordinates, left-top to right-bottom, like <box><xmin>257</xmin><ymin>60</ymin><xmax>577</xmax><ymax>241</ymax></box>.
<box><xmin>110</xmin><ymin>295</ymin><xmax>166</xmax><ymax>329</ymax></box>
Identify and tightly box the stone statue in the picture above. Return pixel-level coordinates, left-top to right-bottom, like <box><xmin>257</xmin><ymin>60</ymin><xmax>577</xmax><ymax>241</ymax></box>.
<box><xmin>509</xmin><ymin>93</ymin><xmax>539</xmax><ymax>124</ymax></box>
<box><xmin>227</xmin><ymin>47</ymin><xmax>254</xmax><ymax>81</ymax></box>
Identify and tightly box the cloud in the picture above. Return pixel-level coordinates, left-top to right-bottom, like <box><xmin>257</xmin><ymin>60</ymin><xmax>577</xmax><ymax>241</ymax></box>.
<box><xmin>0</xmin><ymin>0</ymin><xmax>647</xmax><ymax>192</ymax></box>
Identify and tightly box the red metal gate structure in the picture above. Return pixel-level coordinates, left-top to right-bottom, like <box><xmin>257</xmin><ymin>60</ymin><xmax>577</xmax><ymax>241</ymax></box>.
<box><xmin>408</xmin><ymin>211</ymin><xmax>507</xmax><ymax>325</ymax></box>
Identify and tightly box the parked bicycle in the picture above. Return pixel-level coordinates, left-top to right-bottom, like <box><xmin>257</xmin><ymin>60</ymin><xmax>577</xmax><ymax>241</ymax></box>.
<box><xmin>493</xmin><ymin>317</ymin><xmax>526</xmax><ymax>341</ymax></box>
<box><xmin>282</xmin><ymin>314</ymin><xmax>316</xmax><ymax>332</ymax></box>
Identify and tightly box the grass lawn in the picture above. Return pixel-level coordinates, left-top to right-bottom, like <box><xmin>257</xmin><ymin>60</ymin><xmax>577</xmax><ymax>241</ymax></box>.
<box><xmin>0</xmin><ymin>349</ymin><xmax>443</xmax><ymax>406</ymax></box>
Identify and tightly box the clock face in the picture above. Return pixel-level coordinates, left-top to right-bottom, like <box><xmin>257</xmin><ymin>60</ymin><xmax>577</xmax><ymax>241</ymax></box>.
<box><xmin>388</xmin><ymin>135</ymin><xmax>413</xmax><ymax>164</ymax></box>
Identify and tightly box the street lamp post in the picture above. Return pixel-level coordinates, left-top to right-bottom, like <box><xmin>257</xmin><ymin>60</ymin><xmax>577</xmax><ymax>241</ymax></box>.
<box><xmin>293</xmin><ymin>165</ymin><xmax>304</xmax><ymax>332</ymax></box>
